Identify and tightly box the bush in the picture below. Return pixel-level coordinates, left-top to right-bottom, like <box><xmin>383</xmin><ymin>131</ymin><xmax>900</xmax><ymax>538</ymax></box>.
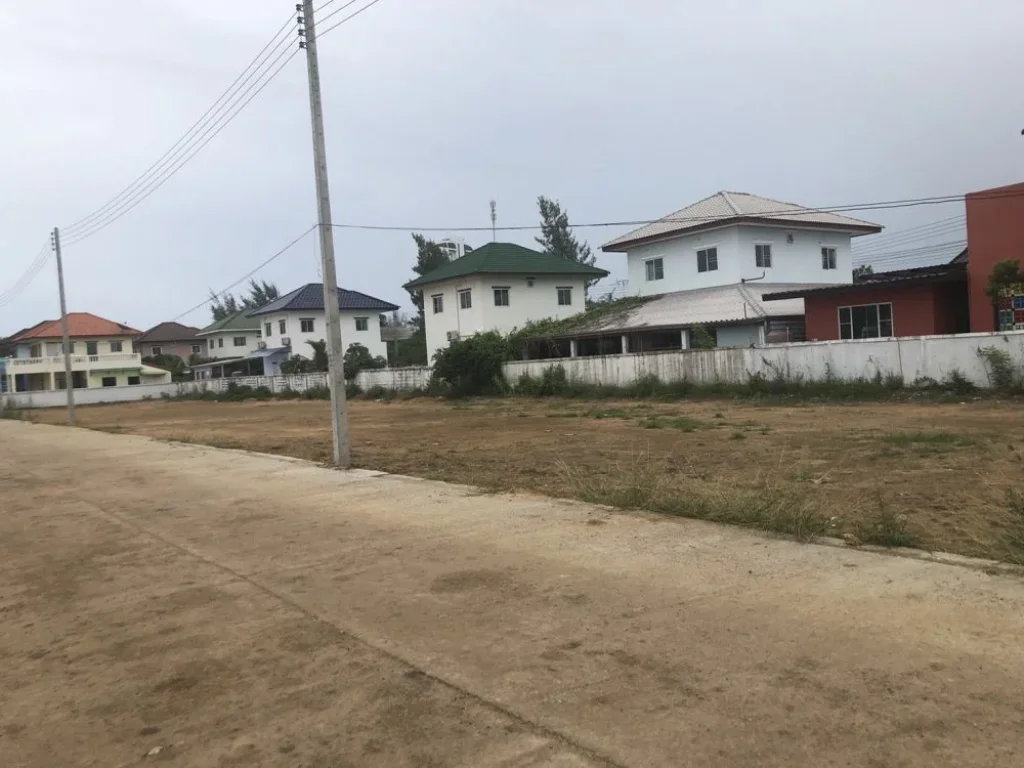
<box><xmin>344</xmin><ymin>342</ymin><xmax>387</xmax><ymax>380</ymax></box>
<box><xmin>431</xmin><ymin>332</ymin><xmax>509</xmax><ymax>396</ymax></box>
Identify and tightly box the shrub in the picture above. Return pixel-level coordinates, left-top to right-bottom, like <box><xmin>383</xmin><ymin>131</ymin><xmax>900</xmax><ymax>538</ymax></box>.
<box><xmin>431</xmin><ymin>332</ymin><xmax>508</xmax><ymax>396</ymax></box>
<box><xmin>343</xmin><ymin>342</ymin><xmax>387</xmax><ymax>380</ymax></box>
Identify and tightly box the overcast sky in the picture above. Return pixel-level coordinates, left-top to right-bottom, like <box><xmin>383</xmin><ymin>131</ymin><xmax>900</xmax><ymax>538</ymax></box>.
<box><xmin>2</xmin><ymin>0</ymin><xmax>1022</xmax><ymax>335</ymax></box>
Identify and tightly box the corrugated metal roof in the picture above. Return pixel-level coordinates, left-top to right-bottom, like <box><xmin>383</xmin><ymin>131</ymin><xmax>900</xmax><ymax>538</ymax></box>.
<box><xmin>247</xmin><ymin>284</ymin><xmax>399</xmax><ymax>316</ymax></box>
<box><xmin>546</xmin><ymin>282</ymin><xmax>821</xmax><ymax>336</ymax></box>
<box><xmin>762</xmin><ymin>263</ymin><xmax>967</xmax><ymax>301</ymax></box>
<box><xmin>404</xmin><ymin>242</ymin><xmax>608</xmax><ymax>289</ymax></box>
<box><xmin>602</xmin><ymin>191</ymin><xmax>882</xmax><ymax>251</ymax></box>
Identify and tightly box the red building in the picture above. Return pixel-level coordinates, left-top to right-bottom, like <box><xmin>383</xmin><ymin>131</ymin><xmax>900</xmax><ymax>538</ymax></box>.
<box><xmin>763</xmin><ymin>182</ymin><xmax>1024</xmax><ymax>340</ymax></box>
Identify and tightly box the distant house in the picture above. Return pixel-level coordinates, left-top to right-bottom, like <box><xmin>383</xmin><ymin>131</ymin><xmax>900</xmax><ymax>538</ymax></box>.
<box><xmin>135</xmin><ymin>321</ymin><xmax>205</xmax><ymax>361</ymax></box>
<box><xmin>1</xmin><ymin>313</ymin><xmax>171</xmax><ymax>392</ymax></box>
<box><xmin>247</xmin><ymin>283</ymin><xmax>400</xmax><ymax>365</ymax></box>
<box><xmin>581</xmin><ymin>191</ymin><xmax>883</xmax><ymax>350</ymax></box>
<box><xmin>403</xmin><ymin>242</ymin><xmax>608</xmax><ymax>357</ymax></box>
<box><xmin>191</xmin><ymin>310</ymin><xmax>266</xmax><ymax>380</ymax></box>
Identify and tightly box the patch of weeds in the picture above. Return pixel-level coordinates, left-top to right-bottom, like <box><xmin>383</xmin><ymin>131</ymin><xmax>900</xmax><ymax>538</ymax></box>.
<box><xmin>638</xmin><ymin>414</ymin><xmax>712</xmax><ymax>432</ymax></box>
<box><xmin>729</xmin><ymin>431</ymin><xmax>746</xmax><ymax>441</ymax></box>
<box><xmin>0</xmin><ymin>407</ymin><xmax>26</xmax><ymax>420</ymax></box>
<box><xmin>759</xmin><ymin>426</ymin><xmax>772</xmax><ymax>435</ymax></box>
<box><xmin>997</xmin><ymin>489</ymin><xmax>1024</xmax><ymax>565</ymax></box>
<box><xmin>877</xmin><ymin>431</ymin><xmax>978</xmax><ymax>452</ymax></box>
<box><xmin>856</xmin><ymin>496</ymin><xmax>920</xmax><ymax>548</ymax></box>
<box><xmin>588</xmin><ymin>408</ymin><xmax>631</xmax><ymax>420</ymax></box>
<box><xmin>546</xmin><ymin>410</ymin><xmax>583</xmax><ymax>419</ymax></box>
<box><xmin>713</xmin><ymin>412</ymin><xmax>724</xmax><ymax>419</ymax></box>
<box><xmin>450</xmin><ymin>402</ymin><xmax>471</xmax><ymax>411</ymax></box>
<box><xmin>943</xmin><ymin>368</ymin><xmax>977</xmax><ymax>396</ymax></box>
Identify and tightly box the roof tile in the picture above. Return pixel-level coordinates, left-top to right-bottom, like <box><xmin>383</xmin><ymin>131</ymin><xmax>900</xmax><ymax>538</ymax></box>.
<box><xmin>17</xmin><ymin>313</ymin><xmax>140</xmax><ymax>340</ymax></box>
<box><xmin>404</xmin><ymin>242</ymin><xmax>608</xmax><ymax>289</ymax></box>
<box><xmin>247</xmin><ymin>284</ymin><xmax>399</xmax><ymax>316</ymax></box>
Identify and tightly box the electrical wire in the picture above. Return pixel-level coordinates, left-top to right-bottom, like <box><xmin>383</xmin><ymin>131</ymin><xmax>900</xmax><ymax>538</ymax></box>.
<box><xmin>851</xmin><ymin>217</ymin><xmax>967</xmax><ymax>256</ymax></box>
<box><xmin>316</xmin><ymin>0</ymin><xmax>369</xmax><ymax>27</ymax></box>
<box><xmin>317</xmin><ymin>0</ymin><xmax>385</xmax><ymax>38</ymax></box>
<box><xmin>63</xmin><ymin>45</ymin><xmax>301</xmax><ymax>247</ymax></box>
<box><xmin>326</xmin><ymin>190</ymin><xmax>1021</xmax><ymax>235</ymax></box>
<box><xmin>62</xmin><ymin>14</ymin><xmax>295</xmax><ymax>237</ymax></box>
<box><xmin>170</xmin><ymin>225</ymin><xmax>318</xmax><ymax>322</ymax></box>
<box><xmin>0</xmin><ymin>243</ymin><xmax>53</xmax><ymax>311</ymax></box>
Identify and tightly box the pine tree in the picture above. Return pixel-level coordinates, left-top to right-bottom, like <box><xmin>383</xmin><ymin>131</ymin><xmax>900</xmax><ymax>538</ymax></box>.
<box><xmin>535</xmin><ymin>196</ymin><xmax>597</xmax><ymax>290</ymax></box>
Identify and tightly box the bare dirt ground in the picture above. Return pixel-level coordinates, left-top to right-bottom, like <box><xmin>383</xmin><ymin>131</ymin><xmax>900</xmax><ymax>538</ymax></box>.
<box><xmin>26</xmin><ymin>396</ymin><xmax>1024</xmax><ymax>561</ymax></box>
<box><xmin>3</xmin><ymin>420</ymin><xmax>1024</xmax><ymax>767</ymax></box>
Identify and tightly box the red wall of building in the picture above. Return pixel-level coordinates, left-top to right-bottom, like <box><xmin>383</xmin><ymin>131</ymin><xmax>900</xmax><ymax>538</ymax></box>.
<box><xmin>803</xmin><ymin>283</ymin><xmax>943</xmax><ymax>341</ymax></box>
<box><xmin>965</xmin><ymin>182</ymin><xmax>1024</xmax><ymax>332</ymax></box>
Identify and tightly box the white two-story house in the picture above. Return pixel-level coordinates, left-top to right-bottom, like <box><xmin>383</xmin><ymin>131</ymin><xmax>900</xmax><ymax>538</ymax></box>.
<box><xmin>404</xmin><ymin>241</ymin><xmax>609</xmax><ymax>359</ymax></box>
<box><xmin>576</xmin><ymin>191</ymin><xmax>883</xmax><ymax>351</ymax></box>
<box><xmin>2</xmin><ymin>312</ymin><xmax>171</xmax><ymax>392</ymax></box>
<box><xmin>248</xmin><ymin>283</ymin><xmax>400</xmax><ymax>371</ymax></box>
<box><xmin>190</xmin><ymin>310</ymin><xmax>265</xmax><ymax>379</ymax></box>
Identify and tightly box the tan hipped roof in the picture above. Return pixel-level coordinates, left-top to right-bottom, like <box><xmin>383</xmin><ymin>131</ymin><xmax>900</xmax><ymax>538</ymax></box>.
<box><xmin>602</xmin><ymin>191</ymin><xmax>882</xmax><ymax>251</ymax></box>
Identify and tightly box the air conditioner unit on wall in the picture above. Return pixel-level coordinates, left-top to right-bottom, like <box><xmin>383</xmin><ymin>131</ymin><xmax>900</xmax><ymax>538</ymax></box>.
<box><xmin>446</xmin><ymin>330</ymin><xmax>460</xmax><ymax>341</ymax></box>
<box><xmin>281</xmin><ymin>337</ymin><xmax>292</xmax><ymax>347</ymax></box>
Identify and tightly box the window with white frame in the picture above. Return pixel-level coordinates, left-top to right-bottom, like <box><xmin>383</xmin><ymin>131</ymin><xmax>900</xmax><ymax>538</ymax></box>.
<box><xmin>218</xmin><ymin>338</ymin><xmax>224</xmax><ymax>348</ymax></box>
<box><xmin>108</xmin><ymin>341</ymin><xmax>120</xmax><ymax>353</ymax></box>
<box><xmin>493</xmin><ymin>287</ymin><xmax>510</xmax><ymax>306</ymax></box>
<box><xmin>233</xmin><ymin>337</ymin><xmax>246</xmax><ymax>347</ymax></box>
<box><xmin>264</xmin><ymin>322</ymin><xmax>272</xmax><ymax>337</ymax></box>
<box><xmin>697</xmin><ymin>247</ymin><xmax>718</xmax><ymax>273</ymax></box>
<box><xmin>355</xmin><ymin>317</ymin><xmax>369</xmax><ymax>331</ymax></box>
<box><xmin>755</xmin><ymin>243</ymin><xmax>772</xmax><ymax>268</ymax></box>
<box><xmin>279</xmin><ymin>319</ymin><xmax>287</xmax><ymax>334</ymax></box>
<box><xmin>821</xmin><ymin>247</ymin><xmax>837</xmax><ymax>270</ymax></box>
<box><xmin>300</xmin><ymin>318</ymin><xmax>315</xmax><ymax>333</ymax></box>
<box><xmin>838</xmin><ymin>303</ymin><xmax>893</xmax><ymax>339</ymax></box>
<box><xmin>432</xmin><ymin>294</ymin><xmax>444</xmax><ymax>314</ymax></box>
<box><xmin>645</xmin><ymin>257</ymin><xmax>664</xmax><ymax>281</ymax></box>
<box><xmin>458</xmin><ymin>289</ymin><xmax>472</xmax><ymax>309</ymax></box>
<box><xmin>190</xmin><ymin>344</ymin><xmax>202</xmax><ymax>355</ymax></box>
<box><xmin>86</xmin><ymin>341</ymin><xmax>98</xmax><ymax>356</ymax></box>
<box><xmin>151</xmin><ymin>346</ymin><xmax>162</xmax><ymax>356</ymax></box>
<box><xmin>557</xmin><ymin>287</ymin><xmax>572</xmax><ymax>306</ymax></box>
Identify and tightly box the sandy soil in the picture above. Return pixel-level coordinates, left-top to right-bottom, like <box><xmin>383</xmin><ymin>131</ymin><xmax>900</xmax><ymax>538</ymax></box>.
<box><xmin>3</xmin><ymin>420</ymin><xmax>1024</xmax><ymax>766</ymax></box>
<box><xmin>25</xmin><ymin>396</ymin><xmax>1024</xmax><ymax>560</ymax></box>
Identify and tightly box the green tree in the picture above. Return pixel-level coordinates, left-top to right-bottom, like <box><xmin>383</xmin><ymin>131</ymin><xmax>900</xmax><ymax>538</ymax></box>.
<box><xmin>280</xmin><ymin>355</ymin><xmax>311</xmax><ymax>375</ymax></box>
<box><xmin>431</xmin><ymin>332</ymin><xmax>509</xmax><ymax>396</ymax></box>
<box><xmin>343</xmin><ymin>342</ymin><xmax>386</xmax><ymax>380</ymax></box>
<box><xmin>393</xmin><ymin>329</ymin><xmax>428</xmax><ymax>366</ymax></box>
<box><xmin>535</xmin><ymin>196</ymin><xmax>596</xmax><ymax>289</ymax></box>
<box><xmin>853</xmin><ymin>264</ymin><xmax>874</xmax><ymax>279</ymax></box>
<box><xmin>209</xmin><ymin>279</ymin><xmax>279</xmax><ymax>321</ymax></box>
<box><xmin>306</xmin><ymin>339</ymin><xmax>329</xmax><ymax>372</ymax></box>
<box><xmin>406</xmin><ymin>234</ymin><xmax>451</xmax><ymax>331</ymax></box>
<box><xmin>690</xmin><ymin>324</ymin><xmax>716</xmax><ymax>349</ymax></box>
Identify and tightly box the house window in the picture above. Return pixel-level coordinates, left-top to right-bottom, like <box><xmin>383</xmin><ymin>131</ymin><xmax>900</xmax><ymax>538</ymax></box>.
<box><xmin>458</xmin><ymin>289</ymin><xmax>472</xmax><ymax>309</ymax></box>
<box><xmin>233</xmin><ymin>337</ymin><xmax>246</xmax><ymax>347</ymax></box>
<box><xmin>101</xmin><ymin>376</ymin><xmax>117</xmax><ymax>387</ymax></box>
<box><xmin>265</xmin><ymin>322</ymin><xmax>272</xmax><ymax>337</ymax></box>
<box><xmin>557</xmin><ymin>287</ymin><xmax>572</xmax><ymax>306</ymax></box>
<box><xmin>29</xmin><ymin>344</ymin><xmax>41</xmax><ymax>358</ymax></box>
<box><xmin>151</xmin><ymin>346</ymin><xmax>162</xmax><ymax>356</ymax></box>
<box><xmin>645</xmin><ymin>258</ymin><xmax>664</xmax><ymax>281</ymax></box>
<box><xmin>755</xmin><ymin>244</ymin><xmax>772</xmax><ymax>268</ymax></box>
<box><xmin>109</xmin><ymin>341</ymin><xmax>122</xmax><ymax>353</ymax></box>
<box><xmin>86</xmin><ymin>341</ymin><xmax>98</xmax><ymax>356</ymax></box>
<box><xmin>279</xmin><ymin>319</ymin><xmax>287</xmax><ymax>334</ymax></box>
<box><xmin>190</xmin><ymin>344</ymin><xmax>201</xmax><ymax>355</ymax></box>
<box><xmin>127</xmin><ymin>376</ymin><xmax>140</xmax><ymax>386</ymax></box>
<box><xmin>218</xmin><ymin>338</ymin><xmax>224</xmax><ymax>348</ymax></box>
<box><xmin>300</xmin><ymin>318</ymin><xmax>315</xmax><ymax>333</ymax></box>
<box><xmin>355</xmin><ymin>317</ymin><xmax>369</xmax><ymax>331</ymax></box>
<box><xmin>697</xmin><ymin>247</ymin><xmax>718</xmax><ymax>273</ymax></box>
<box><xmin>821</xmin><ymin>247</ymin><xmax>838</xmax><ymax>270</ymax></box>
<box><xmin>838</xmin><ymin>303</ymin><xmax>893</xmax><ymax>339</ymax></box>
<box><xmin>432</xmin><ymin>294</ymin><xmax>444</xmax><ymax>314</ymax></box>
<box><xmin>493</xmin><ymin>287</ymin><xmax>510</xmax><ymax>307</ymax></box>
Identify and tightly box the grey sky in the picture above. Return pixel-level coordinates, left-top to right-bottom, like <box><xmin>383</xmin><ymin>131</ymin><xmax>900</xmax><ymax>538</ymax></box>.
<box><xmin>2</xmin><ymin>0</ymin><xmax>1022</xmax><ymax>335</ymax></box>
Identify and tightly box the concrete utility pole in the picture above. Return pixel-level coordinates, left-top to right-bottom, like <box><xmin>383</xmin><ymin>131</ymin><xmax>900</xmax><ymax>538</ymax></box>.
<box><xmin>298</xmin><ymin>0</ymin><xmax>349</xmax><ymax>467</ymax></box>
<box><xmin>51</xmin><ymin>227</ymin><xmax>76</xmax><ymax>426</ymax></box>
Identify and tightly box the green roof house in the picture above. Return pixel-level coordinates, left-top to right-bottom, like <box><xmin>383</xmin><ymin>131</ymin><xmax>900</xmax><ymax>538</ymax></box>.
<box><xmin>404</xmin><ymin>242</ymin><xmax>608</xmax><ymax>357</ymax></box>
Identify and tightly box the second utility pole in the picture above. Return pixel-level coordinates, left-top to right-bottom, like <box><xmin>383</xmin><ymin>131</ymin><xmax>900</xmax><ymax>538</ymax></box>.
<box><xmin>299</xmin><ymin>0</ymin><xmax>349</xmax><ymax>468</ymax></box>
<box><xmin>52</xmin><ymin>227</ymin><xmax>76</xmax><ymax>426</ymax></box>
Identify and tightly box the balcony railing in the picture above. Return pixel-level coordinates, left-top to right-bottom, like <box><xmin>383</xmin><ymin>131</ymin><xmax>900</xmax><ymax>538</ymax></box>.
<box><xmin>3</xmin><ymin>353</ymin><xmax>142</xmax><ymax>371</ymax></box>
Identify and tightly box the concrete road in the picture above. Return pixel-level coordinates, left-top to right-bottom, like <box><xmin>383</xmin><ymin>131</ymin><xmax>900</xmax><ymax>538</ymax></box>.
<box><xmin>2</xmin><ymin>421</ymin><xmax>1024</xmax><ymax>768</ymax></box>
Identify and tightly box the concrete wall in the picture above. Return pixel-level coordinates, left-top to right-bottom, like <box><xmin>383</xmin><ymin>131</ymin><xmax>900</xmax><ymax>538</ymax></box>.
<box><xmin>623</xmin><ymin>224</ymin><xmax>855</xmax><ymax>296</ymax></box>
<box><xmin>1</xmin><ymin>381</ymin><xmax>193</xmax><ymax>409</ymax></box>
<box><xmin>424</xmin><ymin>274</ymin><xmax>590</xmax><ymax>359</ymax></box>
<box><xmin>503</xmin><ymin>330</ymin><xmax>1024</xmax><ymax>389</ymax></box>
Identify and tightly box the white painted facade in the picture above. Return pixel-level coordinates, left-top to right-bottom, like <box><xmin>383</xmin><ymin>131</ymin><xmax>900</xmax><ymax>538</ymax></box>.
<box><xmin>257</xmin><ymin>310</ymin><xmax>389</xmax><ymax>362</ymax></box>
<box><xmin>423</xmin><ymin>273</ymin><xmax>590</xmax><ymax>358</ymax></box>
<box><xmin>624</xmin><ymin>224</ymin><xmax>855</xmax><ymax>296</ymax></box>
<box><xmin>202</xmin><ymin>329</ymin><xmax>261</xmax><ymax>360</ymax></box>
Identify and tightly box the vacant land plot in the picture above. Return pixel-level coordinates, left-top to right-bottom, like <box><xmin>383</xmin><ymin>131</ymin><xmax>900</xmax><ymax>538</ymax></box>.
<box><xmin>25</xmin><ymin>396</ymin><xmax>1024</xmax><ymax>562</ymax></box>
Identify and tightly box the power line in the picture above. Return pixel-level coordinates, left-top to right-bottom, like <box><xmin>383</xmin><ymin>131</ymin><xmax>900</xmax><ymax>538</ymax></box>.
<box><xmin>327</xmin><ymin>188</ymin><xmax>1024</xmax><ymax>235</ymax></box>
<box><xmin>63</xmin><ymin>44</ymin><xmax>301</xmax><ymax>247</ymax></box>
<box><xmin>0</xmin><ymin>243</ymin><xmax>52</xmax><ymax>310</ymax></box>
<box><xmin>318</xmin><ymin>0</ymin><xmax>386</xmax><ymax>37</ymax></box>
<box><xmin>170</xmin><ymin>225</ymin><xmax>317</xmax><ymax>322</ymax></box>
<box><xmin>852</xmin><ymin>216</ymin><xmax>966</xmax><ymax>256</ymax></box>
<box><xmin>858</xmin><ymin>239</ymin><xmax>967</xmax><ymax>262</ymax></box>
<box><xmin>316</xmin><ymin>0</ymin><xmax>369</xmax><ymax>27</ymax></box>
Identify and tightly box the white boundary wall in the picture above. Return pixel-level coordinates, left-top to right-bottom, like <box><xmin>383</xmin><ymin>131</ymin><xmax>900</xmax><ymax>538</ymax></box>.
<box><xmin>503</xmin><ymin>331</ymin><xmax>1024</xmax><ymax>389</ymax></box>
<box><xmin>0</xmin><ymin>367</ymin><xmax>433</xmax><ymax>410</ymax></box>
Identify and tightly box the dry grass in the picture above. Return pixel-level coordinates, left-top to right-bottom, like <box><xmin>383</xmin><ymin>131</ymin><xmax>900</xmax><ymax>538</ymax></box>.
<box><xmin>25</xmin><ymin>396</ymin><xmax>1024</xmax><ymax>563</ymax></box>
